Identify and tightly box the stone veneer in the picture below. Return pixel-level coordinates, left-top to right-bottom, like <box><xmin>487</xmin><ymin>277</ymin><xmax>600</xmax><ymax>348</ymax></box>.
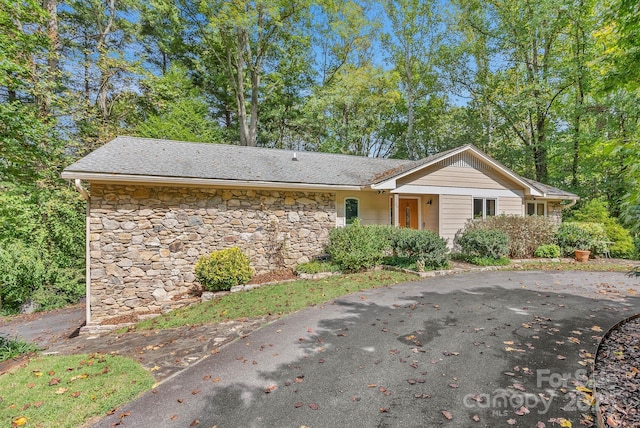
<box><xmin>88</xmin><ymin>184</ymin><xmax>336</xmax><ymax>325</ymax></box>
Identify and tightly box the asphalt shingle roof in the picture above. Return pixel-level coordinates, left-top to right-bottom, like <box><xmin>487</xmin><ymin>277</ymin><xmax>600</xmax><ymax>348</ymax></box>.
<box><xmin>62</xmin><ymin>136</ymin><xmax>577</xmax><ymax>199</ymax></box>
<box><xmin>63</xmin><ymin>136</ymin><xmax>411</xmax><ymax>187</ymax></box>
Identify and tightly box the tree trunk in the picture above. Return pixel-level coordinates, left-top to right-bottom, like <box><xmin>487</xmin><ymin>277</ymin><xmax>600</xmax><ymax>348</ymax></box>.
<box><xmin>42</xmin><ymin>0</ymin><xmax>59</xmax><ymax>117</ymax></box>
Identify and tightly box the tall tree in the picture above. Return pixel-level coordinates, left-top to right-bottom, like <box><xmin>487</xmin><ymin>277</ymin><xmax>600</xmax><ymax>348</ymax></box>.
<box><xmin>176</xmin><ymin>0</ymin><xmax>311</xmax><ymax>147</ymax></box>
<box><xmin>450</xmin><ymin>0</ymin><xmax>575</xmax><ymax>182</ymax></box>
<box><xmin>381</xmin><ymin>0</ymin><xmax>442</xmax><ymax>159</ymax></box>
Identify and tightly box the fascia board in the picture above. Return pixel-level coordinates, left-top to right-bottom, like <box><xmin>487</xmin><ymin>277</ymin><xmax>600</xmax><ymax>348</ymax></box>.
<box><xmin>60</xmin><ymin>171</ymin><xmax>363</xmax><ymax>191</ymax></box>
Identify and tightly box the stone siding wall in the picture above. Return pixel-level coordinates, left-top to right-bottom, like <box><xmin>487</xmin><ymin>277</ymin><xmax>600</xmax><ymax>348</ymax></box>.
<box><xmin>548</xmin><ymin>201</ymin><xmax>563</xmax><ymax>224</ymax></box>
<box><xmin>88</xmin><ymin>184</ymin><xmax>336</xmax><ymax>324</ymax></box>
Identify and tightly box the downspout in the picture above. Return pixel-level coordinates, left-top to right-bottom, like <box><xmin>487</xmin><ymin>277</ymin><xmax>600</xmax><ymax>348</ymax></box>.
<box><xmin>74</xmin><ymin>179</ymin><xmax>92</xmax><ymax>327</ymax></box>
<box><xmin>562</xmin><ymin>198</ymin><xmax>578</xmax><ymax>210</ymax></box>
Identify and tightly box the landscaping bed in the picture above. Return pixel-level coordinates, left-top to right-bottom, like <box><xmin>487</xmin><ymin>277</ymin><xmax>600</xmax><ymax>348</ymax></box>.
<box><xmin>594</xmin><ymin>315</ymin><xmax>640</xmax><ymax>428</ymax></box>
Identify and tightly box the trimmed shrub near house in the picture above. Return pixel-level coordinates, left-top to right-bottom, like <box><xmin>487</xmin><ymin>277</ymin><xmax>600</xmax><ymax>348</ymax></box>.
<box><xmin>194</xmin><ymin>247</ymin><xmax>253</xmax><ymax>292</ymax></box>
<box><xmin>326</xmin><ymin>219</ymin><xmax>392</xmax><ymax>271</ymax></box>
<box><xmin>555</xmin><ymin>222</ymin><xmax>608</xmax><ymax>256</ymax></box>
<box><xmin>390</xmin><ymin>228</ymin><xmax>449</xmax><ymax>269</ymax></box>
<box><xmin>534</xmin><ymin>244</ymin><xmax>561</xmax><ymax>258</ymax></box>
<box><xmin>455</xmin><ymin>229</ymin><xmax>509</xmax><ymax>261</ymax></box>
<box><xmin>458</xmin><ymin>215</ymin><xmax>557</xmax><ymax>258</ymax></box>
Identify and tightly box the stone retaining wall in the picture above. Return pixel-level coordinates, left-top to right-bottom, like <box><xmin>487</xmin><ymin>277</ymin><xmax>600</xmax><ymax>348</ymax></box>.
<box><xmin>88</xmin><ymin>184</ymin><xmax>336</xmax><ymax>325</ymax></box>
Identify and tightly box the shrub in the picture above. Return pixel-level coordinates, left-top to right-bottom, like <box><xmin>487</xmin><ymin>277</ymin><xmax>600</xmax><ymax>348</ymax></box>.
<box><xmin>555</xmin><ymin>222</ymin><xmax>608</xmax><ymax>256</ymax></box>
<box><xmin>455</xmin><ymin>229</ymin><xmax>509</xmax><ymax>260</ymax></box>
<box><xmin>390</xmin><ymin>228</ymin><xmax>449</xmax><ymax>269</ymax></box>
<box><xmin>534</xmin><ymin>244</ymin><xmax>561</xmax><ymax>258</ymax></box>
<box><xmin>0</xmin><ymin>187</ymin><xmax>85</xmax><ymax>313</ymax></box>
<box><xmin>194</xmin><ymin>247</ymin><xmax>253</xmax><ymax>292</ymax></box>
<box><xmin>325</xmin><ymin>220</ymin><xmax>392</xmax><ymax>271</ymax></box>
<box><xmin>567</xmin><ymin>199</ymin><xmax>635</xmax><ymax>258</ymax></box>
<box><xmin>457</xmin><ymin>215</ymin><xmax>557</xmax><ymax>258</ymax></box>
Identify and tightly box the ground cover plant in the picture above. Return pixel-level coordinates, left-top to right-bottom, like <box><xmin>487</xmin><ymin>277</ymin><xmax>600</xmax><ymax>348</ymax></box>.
<box><xmin>295</xmin><ymin>260</ymin><xmax>341</xmax><ymax>274</ymax></box>
<box><xmin>0</xmin><ymin>334</ymin><xmax>38</xmax><ymax>363</ymax></box>
<box><xmin>0</xmin><ymin>353</ymin><xmax>153</xmax><ymax>428</ymax></box>
<box><xmin>134</xmin><ymin>270</ymin><xmax>418</xmax><ymax>331</ymax></box>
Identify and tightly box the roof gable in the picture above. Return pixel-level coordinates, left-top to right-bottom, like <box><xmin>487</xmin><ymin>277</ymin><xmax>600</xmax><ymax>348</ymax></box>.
<box><xmin>372</xmin><ymin>144</ymin><xmax>546</xmax><ymax>197</ymax></box>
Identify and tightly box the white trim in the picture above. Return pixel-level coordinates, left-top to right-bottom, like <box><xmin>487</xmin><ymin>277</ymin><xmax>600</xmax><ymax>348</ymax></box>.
<box><xmin>526</xmin><ymin>200</ymin><xmax>547</xmax><ymax>216</ymax></box>
<box><xmin>473</xmin><ymin>197</ymin><xmax>498</xmax><ymax>220</ymax></box>
<box><xmin>85</xmin><ymin>201</ymin><xmax>91</xmax><ymax>325</ymax></box>
<box><xmin>344</xmin><ymin>197</ymin><xmax>360</xmax><ymax>225</ymax></box>
<box><xmin>391</xmin><ymin>184</ymin><xmax>523</xmax><ymax>198</ymax></box>
<box><xmin>61</xmin><ymin>172</ymin><xmax>362</xmax><ymax>191</ymax></box>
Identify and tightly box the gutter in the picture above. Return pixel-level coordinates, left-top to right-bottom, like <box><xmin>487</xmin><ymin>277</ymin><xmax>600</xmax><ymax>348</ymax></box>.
<box><xmin>61</xmin><ymin>171</ymin><xmax>363</xmax><ymax>192</ymax></box>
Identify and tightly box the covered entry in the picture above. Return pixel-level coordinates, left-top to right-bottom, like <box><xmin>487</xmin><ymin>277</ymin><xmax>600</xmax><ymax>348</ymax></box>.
<box><xmin>398</xmin><ymin>198</ymin><xmax>419</xmax><ymax>229</ymax></box>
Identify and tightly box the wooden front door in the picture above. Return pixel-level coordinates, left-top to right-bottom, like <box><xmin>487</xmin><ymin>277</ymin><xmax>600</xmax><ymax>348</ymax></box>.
<box><xmin>398</xmin><ymin>199</ymin><xmax>419</xmax><ymax>229</ymax></box>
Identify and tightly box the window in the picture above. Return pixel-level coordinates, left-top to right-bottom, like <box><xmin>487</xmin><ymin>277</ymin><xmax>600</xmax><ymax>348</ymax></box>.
<box><xmin>473</xmin><ymin>198</ymin><xmax>496</xmax><ymax>219</ymax></box>
<box><xmin>345</xmin><ymin>198</ymin><xmax>359</xmax><ymax>225</ymax></box>
<box><xmin>527</xmin><ymin>201</ymin><xmax>546</xmax><ymax>216</ymax></box>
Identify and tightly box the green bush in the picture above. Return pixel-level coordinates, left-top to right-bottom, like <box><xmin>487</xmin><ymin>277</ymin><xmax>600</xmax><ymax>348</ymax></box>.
<box><xmin>194</xmin><ymin>247</ymin><xmax>253</xmax><ymax>292</ymax></box>
<box><xmin>534</xmin><ymin>244</ymin><xmax>561</xmax><ymax>258</ymax></box>
<box><xmin>390</xmin><ymin>228</ymin><xmax>449</xmax><ymax>269</ymax></box>
<box><xmin>458</xmin><ymin>215</ymin><xmax>557</xmax><ymax>258</ymax></box>
<box><xmin>0</xmin><ymin>187</ymin><xmax>85</xmax><ymax>313</ymax></box>
<box><xmin>555</xmin><ymin>222</ymin><xmax>608</xmax><ymax>256</ymax></box>
<box><xmin>567</xmin><ymin>199</ymin><xmax>635</xmax><ymax>258</ymax></box>
<box><xmin>455</xmin><ymin>229</ymin><xmax>509</xmax><ymax>260</ymax></box>
<box><xmin>325</xmin><ymin>220</ymin><xmax>392</xmax><ymax>271</ymax></box>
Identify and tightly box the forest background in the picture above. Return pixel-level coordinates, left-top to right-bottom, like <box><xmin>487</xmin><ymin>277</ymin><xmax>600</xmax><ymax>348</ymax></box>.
<box><xmin>1</xmin><ymin>0</ymin><xmax>639</xmax><ymax>313</ymax></box>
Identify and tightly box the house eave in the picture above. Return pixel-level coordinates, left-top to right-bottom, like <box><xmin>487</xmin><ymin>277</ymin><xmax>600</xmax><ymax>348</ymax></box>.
<box><xmin>60</xmin><ymin>171</ymin><xmax>364</xmax><ymax>191</ymax></box>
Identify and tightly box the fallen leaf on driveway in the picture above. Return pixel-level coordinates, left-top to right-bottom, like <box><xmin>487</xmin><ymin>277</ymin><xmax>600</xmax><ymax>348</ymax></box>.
<box><xmin>557</xmin><ymin>355</ymin><xmax>566</xmax><ymax>360</ymax></box>
<box><xmin>507</xmin><ymin>419</ymin><xmax>516</xmax><ymax>425</ymax></box>
<box><xmin>442</xmin><ymin>410</ymin><xmax>453</xmax><ymax>420</ymax></box>
<box><xmin>308</xmin><ymin>403</ymin><xmax>319</xmax><ymax>410</ymax></box>
<box><xmin>591</xmin><ymin>325</ymin><xmax>603</xmax><ymax>332</ymax></box>
<box><xmin>472</xmin><ymin>415</ymin><xmax>480</xmax><ymax>422</ymax></box>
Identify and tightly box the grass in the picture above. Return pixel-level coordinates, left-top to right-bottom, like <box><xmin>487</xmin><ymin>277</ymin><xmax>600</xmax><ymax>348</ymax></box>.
<box><xmin>295</xmin><ymin>260</ymin><xmax>341</xmax><ymax>274</ymax></box>
<box><xmin>134</xmin><ymin>270</ymin><xmax>418</xmax><ymax>331</ymax></box>
<box><xmin>0</xmin><ymin>335</ymin><xmax>38</xmax><ymax>363</ymax></box>
<box><xmin>0</xmin><ymin>353</ymin><xmax>154</xmax><ymax>428</ymax></box>
<box><xmin>508</xmin><ymin>259</ymin><xmax>638</xmax><ymax>272</ymax></box>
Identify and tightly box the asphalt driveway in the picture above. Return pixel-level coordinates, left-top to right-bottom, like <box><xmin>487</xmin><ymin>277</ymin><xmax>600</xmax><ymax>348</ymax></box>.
<box><xmin>93</xmin><ymin>270</ymin><xmax>640</xmax><ymax>428</ymax></box>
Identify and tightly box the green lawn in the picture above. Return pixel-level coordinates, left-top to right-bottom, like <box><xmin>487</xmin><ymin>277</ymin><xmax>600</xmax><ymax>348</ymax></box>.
<box><xmin>134</xmin><ymin>270</ymin><xmax>419</xmax><ymax>330</ymax></box>
<box><xmin>0</xmin><ymin>353</ymin><xmax>154</xmax><ymax>428</ymax></box>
